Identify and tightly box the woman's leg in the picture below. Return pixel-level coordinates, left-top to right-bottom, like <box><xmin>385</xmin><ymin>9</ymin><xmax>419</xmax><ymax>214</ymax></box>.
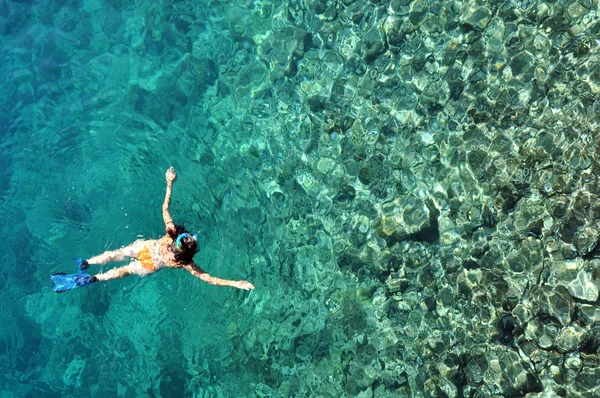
<box><xmin>94</xmin><ymin>260</ymin><xmax>154</xmax><ymax>282</ymax></box>
<box><xmin>94</xmin><ymin>265</ymin><xmax>132</xmax><ymax>281</ymax></box>
<box><xmin>87</xmin><ymin>249</ymin><xmax>128</xmax><ymax>265</ymax></box>
<box><xmin>86</xmin><ymin>240</ymin><xmax>147</xmax><ymax>265</ymax></box>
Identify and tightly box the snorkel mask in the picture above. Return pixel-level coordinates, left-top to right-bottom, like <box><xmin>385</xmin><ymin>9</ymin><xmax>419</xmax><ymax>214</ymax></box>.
<box><xmin>176</xmin><ymin>233</ymin><xmax>199</xmax><ymax>253</ymax></box>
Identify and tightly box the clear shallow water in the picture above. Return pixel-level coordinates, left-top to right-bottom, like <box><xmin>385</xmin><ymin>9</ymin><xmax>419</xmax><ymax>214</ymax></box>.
<box><xmin>2</xmin><ymin>0</ymin><xmax>600</xmax><ymax>396</ymax></box>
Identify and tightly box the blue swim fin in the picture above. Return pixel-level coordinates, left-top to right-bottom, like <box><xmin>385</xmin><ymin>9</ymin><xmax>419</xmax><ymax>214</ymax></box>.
<box><xmin>75</xmin><ymin>258</ymin><xmax>89</xmax><ymax>271</ymax></box>
<box><xmin>50</xmin><ymin>272</ymin><xmax>96</xmax><ymax>293</ymax></box>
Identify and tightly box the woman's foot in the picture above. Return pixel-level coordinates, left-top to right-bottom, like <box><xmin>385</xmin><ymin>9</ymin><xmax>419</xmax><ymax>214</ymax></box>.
<box><xmin>75</xmin><ymin>258</ymin><xmax>89</xmax><ymax>271</ymax></box>
<box><xmin>75</xmin><ymin>274</ymin><xmax>97</xmax><ymax>286</ymax></box>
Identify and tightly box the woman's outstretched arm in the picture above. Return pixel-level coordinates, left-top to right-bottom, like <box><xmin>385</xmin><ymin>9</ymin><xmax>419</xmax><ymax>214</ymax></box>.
<box><xmin>183</xmin><ymin>262</ymin><xmax>255</xmax><ymax>290</ymax></box>
<box><xmin>163</xmin><ymin>167</ymin><xmax>177</xmax><ymax>235</ymax></box>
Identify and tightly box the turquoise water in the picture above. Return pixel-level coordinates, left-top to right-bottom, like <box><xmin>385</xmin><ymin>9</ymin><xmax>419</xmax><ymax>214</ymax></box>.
<box><xmin>2</xmin><ymin>0</ymin><xmax>600</xmax><ymax>396</ymax></box>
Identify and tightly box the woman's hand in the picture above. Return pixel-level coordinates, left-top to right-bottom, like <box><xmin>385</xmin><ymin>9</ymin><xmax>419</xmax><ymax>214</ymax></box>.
<box><xmin>166</xmin><ymin>167</ymin><xmax>177</xmax><ymax>183</ymax></box>
<box><xmin>235</xmin><ymin>280</ymin><xmax>255</xmax><ymax>290</ymax></box>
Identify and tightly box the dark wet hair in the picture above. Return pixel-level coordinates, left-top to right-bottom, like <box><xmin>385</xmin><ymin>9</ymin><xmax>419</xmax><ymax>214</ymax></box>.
<box><xmin>169</xmin><ymin>224</ymin><xmax>198</xmax><ymax>264</ymax></box>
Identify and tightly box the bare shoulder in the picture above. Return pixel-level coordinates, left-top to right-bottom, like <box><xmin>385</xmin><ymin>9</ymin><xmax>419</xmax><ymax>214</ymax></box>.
<box><xmin>160</xmin><ymin>234</ymin><xmax>174</xmax><ymax>244</ymax></box>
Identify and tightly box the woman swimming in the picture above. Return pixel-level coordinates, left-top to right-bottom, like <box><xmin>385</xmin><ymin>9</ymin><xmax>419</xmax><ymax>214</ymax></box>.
<box><xmin>50</xmin><ymin>167</ymin><xmax>255</xmax><ymax>292</ymax></box>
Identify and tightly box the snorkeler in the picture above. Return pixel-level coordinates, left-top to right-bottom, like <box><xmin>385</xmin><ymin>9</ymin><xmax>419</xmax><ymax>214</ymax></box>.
<box><xmin>50</xmin><ymin>167</ymin><xmax>255</xmax><ymax>293</ymax></box>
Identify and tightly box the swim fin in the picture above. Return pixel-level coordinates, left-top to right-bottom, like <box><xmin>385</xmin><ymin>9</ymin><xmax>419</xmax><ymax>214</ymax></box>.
<box><xmin>50</xmin><ymin>272</ymin><xmax>96</xmax><ymax>293</ymax></box>
<box><xmin>75</xmin><ymin>258</ymin><xmax>89</xmax><ymax>271</ymax></box>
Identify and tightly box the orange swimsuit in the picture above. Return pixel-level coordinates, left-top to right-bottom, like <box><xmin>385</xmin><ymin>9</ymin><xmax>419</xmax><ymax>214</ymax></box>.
<box><xmin>136</xmin><ymin>236</ymin><xmax>181</xmax><ymax>271</ymax></box>
<box><xmin>136</xmin><ymin>246</ymin><xmax>155</xmax><ymax>271</ymax></box>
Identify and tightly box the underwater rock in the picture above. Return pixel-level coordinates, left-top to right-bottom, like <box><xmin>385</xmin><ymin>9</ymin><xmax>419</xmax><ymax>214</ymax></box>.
<box><xmin>555</xmin><ymin>324</ymin><xmax>588</xmax><ymax>354</ymax></box>
<box><xmin>423</xmin><ymin>375</ymin><xmax>458</xmax><ymax>398</ymax></box>
<box><xmin>575</xmin><ymin>367</ymin><xmax>600</xmax><ymax>392</ymax></box>
<box><xmin>460</xmin><ymin>3</ymin><xmax>492</xmax><ymax>31</ymax></box>
<box><xmin>508</xmin><ymin>51</ymin><xmax>534</xmax><ymax>78</ymax></box>
<box><xmin>565</xmin><ymin>269</ymin><xmax>599</xmax><ymax>302</ymax></box>
<box><xmin>525</xmin><ymin>317</ymin><xmax>559</xmax><ymax>350</ymax></box>
<box><xmin>513</xmin><ymin>197</ymin><xmax>549</xmax><ymax>237</ymax></box>
<box><xmin>377</xmin><ymin>194</ymin><xmax>436</xmax><ymax>242</ymax></box>
<box><xmin>361</xmin><ymin>25</ymin><xmax>386</xmax><ymax>62</ymax></box>
<box><xmin>563</xmin><ymin>352</ymin><xmax>582</xmax><ymax>373</ymax></box>
<box><xmin>530</xmin><ymin>285</ymin><xmax>574</xmax><ymax>326</ymax></box>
